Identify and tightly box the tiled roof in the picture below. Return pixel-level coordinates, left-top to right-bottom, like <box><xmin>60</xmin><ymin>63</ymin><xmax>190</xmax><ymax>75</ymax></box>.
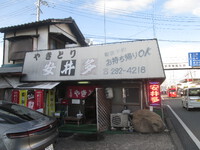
<box><xmin>0</xmin><ymin>18</ymin><xmax>72</xmax><ymax>32</ymax></box>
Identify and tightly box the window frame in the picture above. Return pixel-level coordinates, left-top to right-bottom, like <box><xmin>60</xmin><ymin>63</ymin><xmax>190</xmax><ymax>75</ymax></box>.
<box><xmin>8</xmin><ymin>36</ymin><xmax>34</xmax><ymax>62</ymax></box>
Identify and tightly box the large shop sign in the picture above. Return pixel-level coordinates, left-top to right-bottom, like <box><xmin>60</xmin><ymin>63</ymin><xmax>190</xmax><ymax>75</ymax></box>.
<box><xmin>22</xmin><ymin>39</ymin><xmax>165</xmax><ymax>81</ymax></box>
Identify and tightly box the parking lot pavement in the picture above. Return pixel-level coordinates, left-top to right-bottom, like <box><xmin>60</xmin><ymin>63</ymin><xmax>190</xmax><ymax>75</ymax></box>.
<box><xmin>54</xmin><ymin>132</ymin><xmax>176</xmax><ymax>150</ymax></box>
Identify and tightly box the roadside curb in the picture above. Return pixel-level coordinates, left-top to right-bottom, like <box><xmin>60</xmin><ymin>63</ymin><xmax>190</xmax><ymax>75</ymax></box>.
<box><xmin>164</xmin><ymin>107</ymin><xmax>184</xmax><ymax>150</ymax></box>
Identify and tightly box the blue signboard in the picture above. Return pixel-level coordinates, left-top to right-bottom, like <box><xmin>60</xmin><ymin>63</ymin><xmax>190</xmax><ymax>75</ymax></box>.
<box><xmin>188</xmin><ymin>52</ymin><xmax>200</xmax><ymax>67</ymax></box>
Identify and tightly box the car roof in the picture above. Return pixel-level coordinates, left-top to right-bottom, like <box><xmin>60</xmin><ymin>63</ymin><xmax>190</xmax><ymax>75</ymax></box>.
<box><xmin>0</xmin><ymin>100</ymin><xmax>12</xmax><ymax>104</ymax></box>
<box><xmin>185</xmin><ymin>87</ymin><xmax>200</xmax><ymax>90</ymax></box>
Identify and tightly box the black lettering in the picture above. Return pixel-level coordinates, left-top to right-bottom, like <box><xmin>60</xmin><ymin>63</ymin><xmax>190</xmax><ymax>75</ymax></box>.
<box><xmin>138</xmin><ymin>50</ymin><xmax>145</xmax><ymax>57</ymax></box>
<box><xmin>145</xmin><ymin>47</ymin><xmax>151</xmax><ymax>56</ymax></box>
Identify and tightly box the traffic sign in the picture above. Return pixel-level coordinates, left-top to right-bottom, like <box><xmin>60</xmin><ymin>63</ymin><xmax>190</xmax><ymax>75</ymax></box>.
<box><xmin>188</xmin><ymin>52</ymin><xmax>200</xmax><ymax>67</ymax></box>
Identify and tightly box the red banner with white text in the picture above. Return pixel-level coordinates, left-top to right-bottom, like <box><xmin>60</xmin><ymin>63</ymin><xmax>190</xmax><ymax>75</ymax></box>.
<box><xmin>35</xmin><ymin>90</ymin><xmax>44</xmax><ymax>112</ymax></box>
<box><xmin>12</xmin><ymin>90</ymin><xmax>20</xmax><ymax>104</ymax></box>
<box><xmin>67</xmin><ymin>86</ymin><xmax>96</xmax><ymax>99</ymax></box>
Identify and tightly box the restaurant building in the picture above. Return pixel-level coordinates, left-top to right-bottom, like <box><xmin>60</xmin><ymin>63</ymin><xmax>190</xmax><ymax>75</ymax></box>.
<box><xmin>20</xmin><ymin>39</ymin><xmax>165</xmax><ymax>132</ymax></box>
<box><xmin>0</xmin><ymin>17</ymin><xmax>165</xmax><ymax>132</ymax></box>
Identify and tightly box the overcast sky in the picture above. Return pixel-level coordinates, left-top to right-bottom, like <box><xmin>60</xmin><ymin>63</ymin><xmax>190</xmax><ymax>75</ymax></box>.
<box><xmin>1</xmin><ymin>0</ymin><xmax>200</xmax><ymax>84</ymax></box>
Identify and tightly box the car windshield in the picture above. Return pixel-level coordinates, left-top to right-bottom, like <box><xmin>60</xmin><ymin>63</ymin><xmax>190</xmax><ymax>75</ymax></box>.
<box><xmin>188</xmin><ymin>88</ymin><xmax>200</xmax><ymax>96</ymax></box>
<box><xmin>170</xmin><ymin>90</ymin><xmax>176</xmax><ymax>92</ymax></box>
<box><xmin>0</xmin><ymin>103</ymin><xmax>45</xmax><ymax>124</ymax></box>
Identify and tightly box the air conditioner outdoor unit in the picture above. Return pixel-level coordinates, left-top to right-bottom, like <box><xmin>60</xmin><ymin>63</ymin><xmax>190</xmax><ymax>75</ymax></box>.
<box><xmin>110</xmin><ymin>113</ymin><xmax>129</xmax><ymax>128</ymax></box>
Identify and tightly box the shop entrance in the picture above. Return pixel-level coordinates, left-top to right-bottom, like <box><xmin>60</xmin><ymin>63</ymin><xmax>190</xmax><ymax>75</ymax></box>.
<box><xmin>59</xmin><ymin>88</ymin><xmax>111</xmax><ymax>133</ymax></box>
<box><xmin>84</xmin><ymin>90</ymin><xmax>96</xmax><ymax>124</ymax></box>
<box><xmin>84</xmin><ymin>88</ymin><xmax>111</xmax><ymax>132</ymax></box>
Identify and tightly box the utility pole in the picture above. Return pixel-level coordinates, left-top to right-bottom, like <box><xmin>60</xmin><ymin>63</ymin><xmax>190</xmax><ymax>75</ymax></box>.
<box><xmin>36</xmin><ymin>0</ymin><xmax>49</xmax><ymax>21</ymax></box>
<box><xmin>36</xmin><ymin>0</ymin><xmax>41</xmax><ymax>21</ymax></box>
<box><xmin>104</xmin><ymin>0</ymin><xmax>106</xmax><ymax>44</ymax></box>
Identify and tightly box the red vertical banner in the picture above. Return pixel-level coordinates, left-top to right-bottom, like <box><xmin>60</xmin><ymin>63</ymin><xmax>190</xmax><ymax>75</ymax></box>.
<box><xmin>12</xmin><ymin>90</ymin><xmax>20</xmax><ymax>104</ymax></box>
<box><xmin>149</xmin><ymin>82</ymin><xmax>161</xmax><ymax>107</ymax></box>
<box><xmin>35</xmin><ymin>90</ymin><xmax>44</xmax><ymax>112</ymax></box>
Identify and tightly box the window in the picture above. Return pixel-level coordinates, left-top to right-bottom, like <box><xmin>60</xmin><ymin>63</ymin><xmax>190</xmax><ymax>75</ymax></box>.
<box><xmin>49</xmin><ymin>36</ymin><xmax>66</xmax><ymax>50</ymax></box>
<box><xmin>0</xmin><ymin>90</ymin><xmax>4</xmax><ymax>100</ymax></box>
<box><xmin>189</xmin><ymin>89</ymin><xmax>200</xmax><ymax>96</ymax></box>
<box><xmin>0</xmin><ymin>103</ymin><xmax>45</xmax><ymax>124</ymax></box>
<box><xmin>113</xmin><ymin>88</ymin><xmax>123</xmax><ymax>103</ymax></box>
<box><xmin>112</xmin><ymin>85</ymin><xmax>141</xmax><ymax>105</ymax></box>
<box><xmin>122</xmin><ymin>88</ymin><xmax>140</xmax><ymax>104</ymax></box>
<box><xmin>9</xmin><ymin>37</ymin><xmax>33</xmax><ymax>61</ymax></box>
<box><xmin>169</xmin><ymin>89</ymin><xmax>176</xmax><ymax>92</ymax></box>
<box><xmin>183</xmin><ymin>89</ymin><xmax>187</xmax><ymax>96</ymax></box>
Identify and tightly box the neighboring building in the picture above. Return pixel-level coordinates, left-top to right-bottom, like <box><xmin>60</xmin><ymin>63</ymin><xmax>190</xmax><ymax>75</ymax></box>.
<box><xmin>0</xmin><ymin>17</ymin><xmax>87</xmax><ymax>66</ymax></box>
<box><xmin>0</xmin><ymin>18</ymin><xmax>87</xmax><ymax>100</ymax></box>
<box><xmin>163</xmin><ymin>62</ymin><xmax>190</xmax><ymax>70</ymax></box>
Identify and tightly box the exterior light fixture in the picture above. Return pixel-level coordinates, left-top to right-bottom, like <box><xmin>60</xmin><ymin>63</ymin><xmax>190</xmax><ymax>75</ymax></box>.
<box><xmin>77</xmin><ymin>81</ymin><xmax>90</xmax><ymax>84</ymax></box>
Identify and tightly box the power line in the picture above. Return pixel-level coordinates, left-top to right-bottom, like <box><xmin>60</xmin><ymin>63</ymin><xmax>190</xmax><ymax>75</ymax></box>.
<box><xmin>58</xmin><ymin>0</ymin><xmax>200</xmax><ymax>23</ymax></box>
<box><xmin>159</xmin><ymin>39</ymin><xmax>200</xmax><ymax>43</ymax></box>
<box><xmin>1</xmin><ymin>0</ymin><xmax>200</xmax><ymax>45</ymax></box>
<box><xmin>52</xmin><ymin>2</ymin><xmax>200</xmax><ymax>30</ymax></box>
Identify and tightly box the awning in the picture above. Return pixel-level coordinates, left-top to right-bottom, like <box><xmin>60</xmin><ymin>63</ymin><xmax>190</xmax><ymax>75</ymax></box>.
<box><xmin>0</xmin><ymin>77</ymin><xmax>12</xmax><ymax>88</ymax></box>
<box><xmin>0</xmin><ymin>66</ymin><xmax>22</xmax><ymax>74</ymax></box>
<box><xmin>16</xmin><ymin>82</ymin><xmax>60</xmax><ymax>89</ymax></box>
<box><xmin>4</xmin><ymin>76</ymin><xmax>22</xmax><ymax>88</ymax></box>
<box><xmin>0</xmin><ymin>76</ymin><xmax>60</xmax><ymax>89</ymax></box>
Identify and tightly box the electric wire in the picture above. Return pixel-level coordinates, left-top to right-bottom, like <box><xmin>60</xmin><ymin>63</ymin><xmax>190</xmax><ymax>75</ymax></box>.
<box><xmin>52</xmin><ymin>1</ymin><xmax>200</xmax><ymax>30</ymax></box>
<box><xmin>1</xmin><ymin>0</ymin><xmax>200</xmax><ymax>43</ymax></box>
<box><xmin>57</xmin><ymin>0</ymin><xmax>200</xmax><ymax>23</ymax></box>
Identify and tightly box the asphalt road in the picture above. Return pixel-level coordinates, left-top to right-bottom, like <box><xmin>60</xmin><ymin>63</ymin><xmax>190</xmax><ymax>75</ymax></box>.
<box><xmin>163</xmin><ymin>98</ymin><xmax>200</xmax><ymax>150</ymax></box>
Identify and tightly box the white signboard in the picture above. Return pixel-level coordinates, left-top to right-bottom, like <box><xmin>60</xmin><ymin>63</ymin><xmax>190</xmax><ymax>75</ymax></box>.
<box><xmin>22</xmin><ymin>39</ymin><xmax>165</xmax><ymax>81</ymax></box>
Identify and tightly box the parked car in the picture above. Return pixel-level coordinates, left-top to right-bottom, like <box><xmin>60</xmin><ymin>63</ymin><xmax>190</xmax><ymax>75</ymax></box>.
<box><xmin>0</xmin><ymin>100</ymin><xmax>58</xmax><ymax>150</ymax></box>
<box><xmin>181</xmin><ymin>87</ymin><xmax>200</xmax><ymax>111</ymax></box>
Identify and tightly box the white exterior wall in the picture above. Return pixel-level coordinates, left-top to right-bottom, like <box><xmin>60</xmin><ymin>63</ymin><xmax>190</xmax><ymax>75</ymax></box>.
<box><xmin>37</xmin><ymin>26</ymin><xmax>49</xmax><ymax>50</ymax></box>
<box><xmin>4</xmin><ymin>32</ymin><xmax>16</xmax><ymax>64</ymax></box>
<box><xmin>4</xmin><ymin>39</ymin><xmax>9</xmax><ymax>64</ymax></box>
<box><xmin>50</xmin><ymin>24</ymin><xmax>79</xmax><ymax>46</ymax></box>
<box><xmin>15</xmin><ymin>28</ymin><xmax>37</xmax><ymax>36</ymax></box>
<box><xmin>50</xmin><ymin>24</ymin><xmax>72</xmax><ymax>35</ymax></box>
<box><xmin>33</xmin><ymin>37</ymin><xmax>38</xmax><ymax>50</ymax></box>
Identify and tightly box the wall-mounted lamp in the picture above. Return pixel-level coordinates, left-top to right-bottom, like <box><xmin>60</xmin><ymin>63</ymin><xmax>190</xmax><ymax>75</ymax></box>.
<box><xmin>77</xmin><ymin>81</ymin><xmax>90</xmax><ymax>84</ymax></box>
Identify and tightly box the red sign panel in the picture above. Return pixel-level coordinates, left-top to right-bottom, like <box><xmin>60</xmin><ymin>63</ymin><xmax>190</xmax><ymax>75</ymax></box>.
<box><xmin>67</xmin><ymin>86</ymin><xmax>96</xmax><ymax>99</ymax></box>
<box><xmin>149</xmin><ymin>82</ymin><xmax>161</xmax><ymax>106</ymax></box>
<box><xmin>35</xmin><ymin>90</ymin><xmax>44</xmax><ymax>110</ymax></box>
<box><xmin>12</xmin><ymin>90</ymin><xmax>20</xmax><ymax>104</ymax></box>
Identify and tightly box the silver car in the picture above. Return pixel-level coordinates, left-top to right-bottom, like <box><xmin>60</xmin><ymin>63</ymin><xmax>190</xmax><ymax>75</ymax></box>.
<box><xmin>0</xmin><ymin>101</ymin><xmax>58</xmax><ymax>150</ymax></box>
<box><xmin>182</xmin><ymin>87</ymin><xmax>200</xmax><ymax>111</ymax></box>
